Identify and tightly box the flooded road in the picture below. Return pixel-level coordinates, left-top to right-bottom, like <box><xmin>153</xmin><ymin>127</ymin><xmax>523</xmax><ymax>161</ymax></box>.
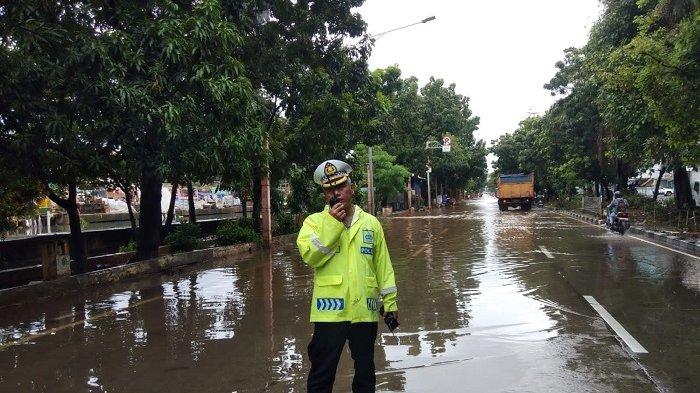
<box><xmin>1</xmin><ymin>196</ymin><xmax>698</xmax><ymax>392</ymax></box>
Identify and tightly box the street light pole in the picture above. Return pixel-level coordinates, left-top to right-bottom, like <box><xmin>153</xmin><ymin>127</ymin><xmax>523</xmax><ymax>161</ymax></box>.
<box><xmin>426</xmin><ymin>165</ymin><xmax>432</xmax><ymax>210</ymax></box>
<box><xmin>370</xmin><ymin>16</ymin><xmax>437</xmax><ymax>39</ymax></box>
<box><xmin>365</xmin><ymin>16</ymin><xmax>436</xmax><ymax>215</ymax></box>
<box><xmin>367</xmin><ymin>146</ymin><xmax>375</xmax><ymax>215</ymax></box>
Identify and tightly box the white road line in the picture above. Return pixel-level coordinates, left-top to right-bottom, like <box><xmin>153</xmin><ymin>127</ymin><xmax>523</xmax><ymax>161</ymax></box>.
<box><xmin>583</xmin><ymin>296</ymin><xmax>648</xmax><ymax>354</ymax></box>
<box><xmin>629</xmin><ymin>235</ymin><xmax>700</xmax><ymax>260</ymax></box>
<box><xmin>559</xmin><ymin>213</ymin><xmax>700</xmax><ymax>260</ymax></box>
<box><xmin>538</xmin><ymin>246</ymin><xmax>554</xmax><ymax>259</ymax></box>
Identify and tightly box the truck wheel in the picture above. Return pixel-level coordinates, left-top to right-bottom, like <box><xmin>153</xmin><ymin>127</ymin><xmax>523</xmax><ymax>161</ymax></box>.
<box><xmin>498</xmin><ymin>202</ymin><xmax>507</xmax><ymax>211</ymax></box>
<box><xmin>521</xmin><ymin>203</ymin><xmax>531</xmax><ymax>211</ymax></box>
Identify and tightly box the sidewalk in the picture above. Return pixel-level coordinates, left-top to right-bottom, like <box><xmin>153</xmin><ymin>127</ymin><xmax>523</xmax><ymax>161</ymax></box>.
<box><xmin>558</xmin><ymin>210</ymin><xmax>699</xmax><ymax>257</ymax></box>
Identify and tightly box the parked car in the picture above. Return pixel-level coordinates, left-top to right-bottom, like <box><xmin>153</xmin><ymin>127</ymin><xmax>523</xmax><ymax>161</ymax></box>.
<box><xmin>658</xmin><ymin>187</ymin><xmax>674</xmax><ymax>196</ymax></box>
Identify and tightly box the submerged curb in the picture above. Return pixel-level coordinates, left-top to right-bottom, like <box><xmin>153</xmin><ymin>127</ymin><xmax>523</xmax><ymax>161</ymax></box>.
<box><xmin>557</xmin><ymin>210</ymin><xmax>699</xmax><ymax>257</ymax></box>
<box><xmin>0</xmin><ymin>233</ymin><xmax>298</xmax><ymax>307</ymax></box>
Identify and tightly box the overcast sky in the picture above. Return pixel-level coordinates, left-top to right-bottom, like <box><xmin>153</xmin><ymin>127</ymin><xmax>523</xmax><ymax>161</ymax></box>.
<box><xmin>356</xmin><ymin>0</ymin><xmax>603</xmax><ymax>166</ymax></box>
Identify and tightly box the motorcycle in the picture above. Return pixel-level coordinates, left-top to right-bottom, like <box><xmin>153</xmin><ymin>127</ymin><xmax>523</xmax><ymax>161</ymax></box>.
<box><xmin>607</xmin><ymin>210</ymin><xmax>630</xmax><ymax>235</ymax></box>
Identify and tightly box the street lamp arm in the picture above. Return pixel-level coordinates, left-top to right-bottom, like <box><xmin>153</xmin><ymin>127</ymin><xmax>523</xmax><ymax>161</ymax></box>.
<box><xmin>370</xmin><ymin>16</ymin><xmax>436</xmax><ymax>39</ymax></box>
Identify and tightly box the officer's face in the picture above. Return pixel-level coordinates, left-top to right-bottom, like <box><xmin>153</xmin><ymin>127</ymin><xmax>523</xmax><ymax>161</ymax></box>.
<box><xmin>323</xmin><ymin>179</ymin><xmax>354</xmax><ymax>210</ymax></box>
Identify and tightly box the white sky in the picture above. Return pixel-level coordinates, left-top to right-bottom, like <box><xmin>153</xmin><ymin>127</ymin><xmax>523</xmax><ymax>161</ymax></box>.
<box><xmin>357</xmin><ymin>0</ymin><xmax>603</xmax><ymax>167</ymax></box>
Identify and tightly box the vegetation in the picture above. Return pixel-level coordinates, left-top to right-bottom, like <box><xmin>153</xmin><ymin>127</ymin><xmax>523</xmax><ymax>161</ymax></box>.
<box><xmin>0</xmin><ymin>0</ymin><xmax>488</xmax><ymax>270</ymax></box>
<box><xmin>491</xmin><ymin>0</ymin><xmax>698</xmax><ymax>212</ymax></box>
<box><xmin>164</xmin><ymin>223</ymin><xmax>204</xmax><ymax>253</ymax></box>
<box><xmin>216</xmin><ymin>220</ymin><xmax>261</xmax><ymax>246</ymax></box>
<box><xmin>351</xmin><ymin>144</ymin><xmax>410</xmax><ymax>208</ymax></box>
<box><xmin>272</xmin><ymin>213</ymin><xmax>299</xmax><ymax>236</ymax></box>
<box><xmin>118</xmin><ymin>241</ymin><xmax>138</xmax><ymax>254</ymax></box>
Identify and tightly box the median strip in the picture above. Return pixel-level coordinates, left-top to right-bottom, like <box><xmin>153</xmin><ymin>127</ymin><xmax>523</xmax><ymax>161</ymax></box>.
<box><xmin>583</xmin><ymin>295</ymin><xmax>648</xmax><ymax>354</ymax></box>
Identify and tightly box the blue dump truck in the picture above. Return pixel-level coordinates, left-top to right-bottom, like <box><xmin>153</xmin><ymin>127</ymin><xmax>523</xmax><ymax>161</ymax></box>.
<box><xmin>496</xmin><ymin>173</ymin><xmax>535</xmax><ymax>211</ymax></box>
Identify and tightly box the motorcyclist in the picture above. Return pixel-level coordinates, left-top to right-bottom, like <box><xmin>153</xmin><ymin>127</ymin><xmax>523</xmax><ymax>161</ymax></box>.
<box><xmin>607</xmin><ymin>191</ymin><xmax>629</xmax><ymax>226</ymax></box>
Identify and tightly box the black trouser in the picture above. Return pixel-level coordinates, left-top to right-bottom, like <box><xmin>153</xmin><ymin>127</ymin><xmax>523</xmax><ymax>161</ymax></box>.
<box><xmin>307</xmin><ymin>322</ymin><xmax>378</xmax><ymax>393</ymax></box>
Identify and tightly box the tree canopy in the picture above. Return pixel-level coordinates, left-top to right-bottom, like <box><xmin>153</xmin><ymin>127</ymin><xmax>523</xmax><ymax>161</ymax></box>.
<box><xmin>491</xmin><ymin>0</ymin><xmax>699</xmax><ymax>208</ymax></box>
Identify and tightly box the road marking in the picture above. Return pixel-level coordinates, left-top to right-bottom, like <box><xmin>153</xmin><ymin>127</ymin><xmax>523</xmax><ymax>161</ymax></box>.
<box><xmin>0</xmin><ymin>295</ymin><xmax>163</xmax><ymax>350</ymax></box>
<box><xmin>583</xmin><ymin>296</ymin><xmax>648</xmax><ymax>354</ymax></box>
<box><xmin>411</xmin><ymin>244</ymin><xmax>430</xmax><ymax>257</ymax></box>
<box><xmin>538</xmin><ymin>246</ymin><xmax>554</xmax><ymax>259</ymax></box>
<box><xmin>559</xmin><ymin>213</ymin><xmax>699</xmax><ymax>260</ymax></box>
<box><xmin>439</xmin><ymin>228</ymin><xmax>449</xmax><ymax>235</ymax></box>
<box><xmin>628</xmin><ymin>235</ymin><xmax>700</xmax><ymax>260</ymax></box>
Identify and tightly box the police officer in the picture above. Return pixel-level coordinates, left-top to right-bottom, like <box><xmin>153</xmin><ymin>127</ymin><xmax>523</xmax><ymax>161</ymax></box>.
<box><xmin>297</xmin><ymin>160</ymin><xmax>399</xmax><ymax>393</ymax></box>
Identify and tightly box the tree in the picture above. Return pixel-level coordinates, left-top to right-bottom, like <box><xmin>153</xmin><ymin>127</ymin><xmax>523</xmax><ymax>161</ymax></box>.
<box><xmin>0</xmin><ymin>1</ymin><xmax>119</xmax><ymax>271</ymax></box>
<box><xmin>351</xmin><ymin>144</ymin><xmax>410</xmax><ymax>207</ymax></box>
<box><xmin>0</xmin><ymin>162</ymin><xmax>42</xmax><ymax>236</ymax></box>
<box><xmin>1</xmin><ymin>1</ymin><xmax>259</xmax><ymax>265</ymax></box>
<box><xmin>90</xmin><ymin>1</ymin><xmax>256</xmax><ymax>260</ymax></box>
<box><xmin>224</xmin><ymin>1</ymin><xmax>371</xmax><ymax>230</ymax></box>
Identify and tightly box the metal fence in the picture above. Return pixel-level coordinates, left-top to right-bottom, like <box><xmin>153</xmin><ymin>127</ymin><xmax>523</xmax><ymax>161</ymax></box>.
<box><xmin>581</xmin><ymin>196</ymin><xmax>603</xmax><ymax>216</ymax></box>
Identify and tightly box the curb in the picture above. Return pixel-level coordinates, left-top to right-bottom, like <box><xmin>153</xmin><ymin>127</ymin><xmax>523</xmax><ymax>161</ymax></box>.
<box><xmin>556</xmin><ymin>210</ymin><xmax>699</xmax><ymax>257</ymax></box>
<box><xmin>0</xmin><ymin>233</ymin><xmax>298</xmax><ymax>307</ymax></box>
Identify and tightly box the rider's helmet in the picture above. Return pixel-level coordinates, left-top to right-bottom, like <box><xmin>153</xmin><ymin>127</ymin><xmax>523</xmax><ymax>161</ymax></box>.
<box><xmin>614</xmin><ymin>191</ymin><xmax>622</xmax><ymax>198</ymax></box>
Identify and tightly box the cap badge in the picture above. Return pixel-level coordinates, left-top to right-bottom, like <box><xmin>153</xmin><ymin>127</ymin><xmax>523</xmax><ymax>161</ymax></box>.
<box><xmin>324</xmin><ymin>162</ymin><xmax>338</xmax><ymax>177</ymax></box>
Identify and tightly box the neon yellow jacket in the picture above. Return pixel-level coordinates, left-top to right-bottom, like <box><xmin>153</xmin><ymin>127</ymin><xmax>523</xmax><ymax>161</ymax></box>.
<box><xmin>297</xmin><ymin>205</ymin><xmax>398</xmax><ymax>323</ymax></box>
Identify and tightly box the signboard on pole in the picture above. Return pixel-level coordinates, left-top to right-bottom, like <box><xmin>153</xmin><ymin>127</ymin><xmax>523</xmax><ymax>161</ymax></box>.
<box><xmin>442</xmin><ymin>136</ymin><xmax>451</xmax><ymax>152</ymax></box>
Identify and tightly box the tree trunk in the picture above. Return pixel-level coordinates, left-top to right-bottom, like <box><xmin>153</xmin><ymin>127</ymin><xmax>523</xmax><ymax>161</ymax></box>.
<box><xmin>47</xmin><ymin>182</ymin><xmax>88</xmax><ymax>273</ymax></box>
<box><xmin>121</xmin><ymin>185</ymin><xmax>137</xmax><ymax>240</ymax></box>
<box><xmin>652</xmin><ymin>166</ymin><xmax>666</xmax><ymax>202</ymax></box>
<box><xmin>252</xmin><ymin>169</ymin><xmax>262</xmax><ymax>231</ymax></box>
<box><xmin>673</xmin><ymin>165</ymin><xmax>692</xmax><ymax>209</ymax></box>
<box><xmin>616</xmin><ymin>160</ymin><xmax>629</xmax><ymax>192</ymax></box>
<box><xmin>241</xmin><ymin>195</ymin><xmax>248</xmax><ymax>218</ymax></box>
<box><xmin>164</xmin><ymin>181</ymin><xmax>179</xmax><ymax>233</ymax></box>
<box><xmin>134</xmin><ymin>164</ymin><xmax>162</xmax><ymax>261</ymax></box>
<box><xmin>187</xmin><ymin>181</ymin><xmax>196</xmax><ymax>224</ymax></box>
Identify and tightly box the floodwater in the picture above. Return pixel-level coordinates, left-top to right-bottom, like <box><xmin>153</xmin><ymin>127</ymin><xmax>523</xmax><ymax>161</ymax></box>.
<box><xmin>0</xmin><ymin>196</ymin><xmax>698</xmax><ymax>392</ymax></box>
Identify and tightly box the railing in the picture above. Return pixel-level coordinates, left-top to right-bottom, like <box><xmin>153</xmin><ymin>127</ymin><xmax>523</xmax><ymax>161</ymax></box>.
<box><xmin>581</xmin><ymin>196</ymin><xmax>603</xmax><ymax>216</ymax></box>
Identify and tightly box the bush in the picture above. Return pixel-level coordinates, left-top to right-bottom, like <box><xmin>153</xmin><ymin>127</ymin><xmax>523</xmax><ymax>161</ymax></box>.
<box><xmin>118</xmin><ymin>240</ymin><xmax>137</xmax><ymax>253</ymax></box>
<box><xmin>273</xmin><ymin>212</ymin><xmax>299</xmax><ymax>235</ymax></box>
<box><xmin>216</xmin><ymin>220</ymin><xmax>261</xmax><ymax>246</ymax></box>
<box><xmin>552</xmin><ymin>195</ymin><xmax>582</xmax><ymax>210</ymax></box>
<box><xmin>236</xmin><ymin>217</ymin><xmax>254</xmax><ymax>230</ymax></box>
<box><xmin>165</xmin><ymin>222</ymin><xmax>203</xmax><ymax>252</ymax></box>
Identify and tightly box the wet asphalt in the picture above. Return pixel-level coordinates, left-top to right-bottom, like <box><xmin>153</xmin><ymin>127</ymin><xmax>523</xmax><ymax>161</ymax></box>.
<box><xmin>0</xmin><ymin>196</ymin><xmax>698</xmax><ymax>392</ymax></box>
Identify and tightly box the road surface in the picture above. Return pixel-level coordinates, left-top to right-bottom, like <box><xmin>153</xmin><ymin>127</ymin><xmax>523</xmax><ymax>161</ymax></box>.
<box><xmin>1</xmin><ymin>196</ymin><xmax>698</xmax><ymax>392</ymax></box>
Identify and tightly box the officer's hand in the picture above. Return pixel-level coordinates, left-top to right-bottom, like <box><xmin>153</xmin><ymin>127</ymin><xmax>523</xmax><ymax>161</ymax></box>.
<box><xmin>329</xmin><ymin>202</ymin><xmax>346</xmax><ymax>222</ymax></box>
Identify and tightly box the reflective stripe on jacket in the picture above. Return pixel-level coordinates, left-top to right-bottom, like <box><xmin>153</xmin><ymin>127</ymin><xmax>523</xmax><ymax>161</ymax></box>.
<box><xmin>296</xmin><ymin>205</ymin><xmax>398</xmax><ymax>323</ymax></box>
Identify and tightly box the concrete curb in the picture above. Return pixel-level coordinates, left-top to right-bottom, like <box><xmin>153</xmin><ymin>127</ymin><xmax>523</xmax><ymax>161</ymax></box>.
<box><xmin>0</xmin><ymin>233</ymin><xmax>298</xmax><ymax>307</ymax></box>
<box><xmin>556</xmin><ymin>210</ymin><xmax>699</xmax><ymax>257</ymax></box>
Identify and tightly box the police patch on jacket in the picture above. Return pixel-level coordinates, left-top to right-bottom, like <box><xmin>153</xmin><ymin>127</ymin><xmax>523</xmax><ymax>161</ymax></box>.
<box><xmin>360</xmin><ymin>246</ymin><xmax>373</xmax><ymax>255</ymax></box>
<box><xmin>362</xmin><ymin>230</ymin><xmax>374</xmax><ymax>244</ymax></box>
<box><xmin>317</xmin><ymin>298</ymin><xmax>344</xmax><ymax>311</ymax></box>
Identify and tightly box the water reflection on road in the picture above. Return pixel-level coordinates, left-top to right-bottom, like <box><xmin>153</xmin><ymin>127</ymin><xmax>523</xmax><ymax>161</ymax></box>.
<box><xmin>0</xmin><ymin>196</ymin><xmax>698</xmax><ymax>392</ymax></box>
